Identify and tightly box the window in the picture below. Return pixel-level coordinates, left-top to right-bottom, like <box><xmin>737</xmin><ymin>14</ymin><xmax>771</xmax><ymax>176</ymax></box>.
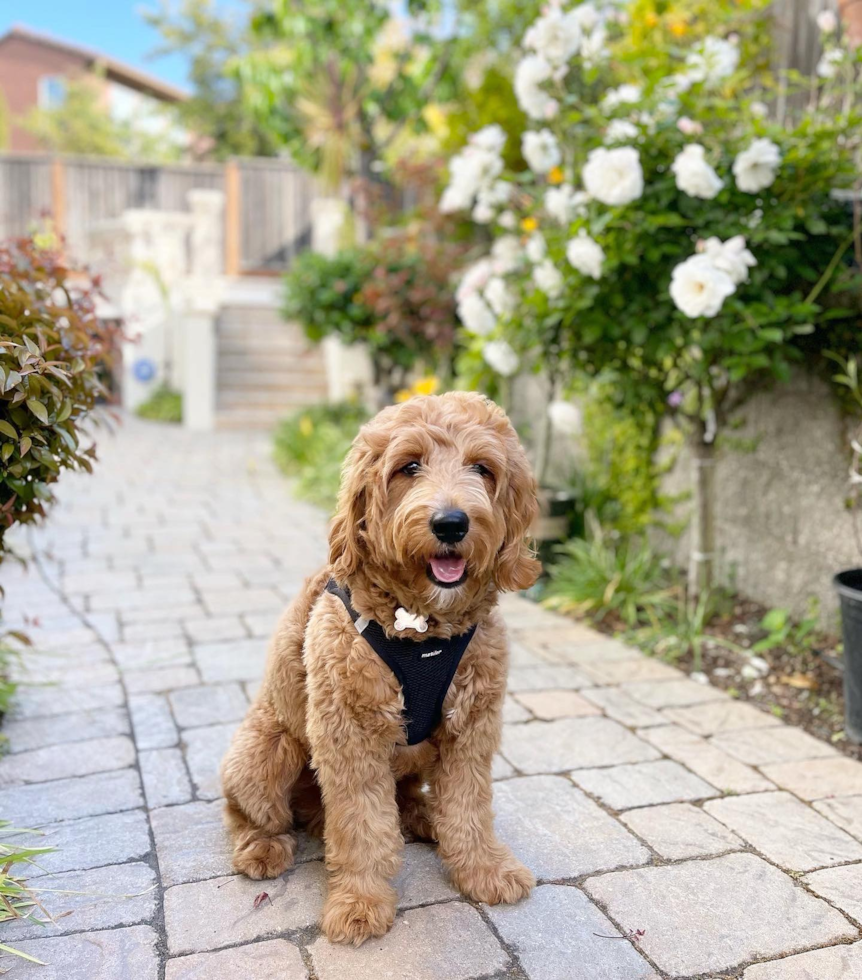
<box><xmin>38</xmin><ymin>75</ymin><xmax>67</xmax><ymax>110</ymax></box>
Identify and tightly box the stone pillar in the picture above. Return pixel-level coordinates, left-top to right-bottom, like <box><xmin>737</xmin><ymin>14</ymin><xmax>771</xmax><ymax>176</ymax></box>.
<box><xmin>182</xmin><ymin>311</ymin><xmax>217</xmax><ymax>432</ymax></box>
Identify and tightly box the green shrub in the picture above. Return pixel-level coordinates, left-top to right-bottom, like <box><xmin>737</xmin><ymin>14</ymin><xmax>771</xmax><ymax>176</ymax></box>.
<box><xmin>136</xmin><ymin>386</ymin><xmax>182</xmax><ymax>423</ymax></box>
<box><xmin>543</xmin><ymin>527</ymin><xmax>676</xmax><ymax>628</ymax></box>
<box><xmin>274</xmin><ymin>402</ymin><xmax>369</xmax><ymax>512</ymax></box>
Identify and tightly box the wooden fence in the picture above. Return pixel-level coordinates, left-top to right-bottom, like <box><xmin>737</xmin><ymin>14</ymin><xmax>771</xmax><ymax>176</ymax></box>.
<box><xmin>0</xmin><ymin>154</ymin><xmax>316</xmax><ymax>274</ymax></box>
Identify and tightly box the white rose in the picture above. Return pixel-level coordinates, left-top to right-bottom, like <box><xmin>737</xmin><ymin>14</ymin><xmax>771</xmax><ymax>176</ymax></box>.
<box><xmin>498</xmin><ymin>210</ymin><xmax>517</xmax><ymax>229</ymax></box>
<box><xmin>456</xmin><ymin>258</ymin><xmax>494</xmax><ymax>302</ymax></box>
<box><xmin>491</xmin><ymin>235</ymin><xmax>522</xmax><ymax>273</ymax></box>
<box><xmin>522</xmin><ymin>128</ymin><xmax>562</xmax><ymax>174</ymax></box>
<box><xmin>570</xmin><ymin>3</ymin><xmax>601</xmax><ymax>34</ymax></box>
<box><xmin>677</xmin><ymin>116</ymin><xmax>704</xmax><ymax>136</ymax></box>
<box><xmin>669</xmin><ymin>254</ymin><xmax>736</xmax><ymax>318</ymax></box>
<box><xmin>817</xmin><ymin>48</ymin><xmax>844</xmax><ymax>78</ymax></box>
<box><xmin>579</xmin><ymin>23</ymin><xmax>609</xmax><ymax>67</ymax></box>
<box><xmin>532</xmin><ymin>259</ymin><xmax>564</xmax><ymax>298</ymax></box>
<box><xmin>733</xmin><ymin>137</ymin><xmax>781</xmax><ymax>193</ymax></box>
<box><xmin>605</xmin><ymin>119</ymin><xmax>639</xmax><ymax>143</ymax></box>
<box><xmin>458</xmin><ymin>293</ymin><xmax>497</xmax><ymax>336</ymax></box>
<box><xmin>469</xmin><ymin>124</ymin><xmax>507</xmax><ymax>154</ymax></box>
<box><xmin>484</xmin><ymin>276</ymin><xmax>517</xmax><ymax>318</ymax></box>
<box><xmin>439</xmin><ymin>145</ymin><xmax>503</xmax><ymax>213</ymax></box>
<box><xmin>545</xmin><ymin>184</ymin><xmax>589</xmax><ymax>224</ymax></box>
<box><xmin>601</xmin><ymin>83</ymin><xmax>642</xmax><ymax>112</ymax></box>
<box><xmin>671</xmin><ymin>144</ymin><xmax>724</xmax><ymax>200</ymax></box>
<box><xmin>700</xmin><ymin>235</ymin><xmax>757</xmax><ymax>285</ymax></box>
<box><xmin>749</xmin><ymin>100</ymin><xmax>768</xmax><ymax>118</ymax></box>
<box><xmin>548</xmin><ymin>400</ymin><xmax>583</xmax><ymax>435</ymax></box>
<box><xmin>582</xmin><ymin>146</ymin><xmax>644</xmax><ymax>206</ymax></box>
<box><xmin>686</xmin><ymin>36</ymin><xmax>739</xmax><ymax>86</ymax></box>
<box><xmin>817</xmin><ymin>10</ymin><xmax>838</xmax><ymax>32</ymax></box>
<box><xmin>483</xmin><ymin>340</ymin><xmax>520</xmax><ymax>376</ymax></box>
<box><xmin>525</xmin><ymin>232</ymin><xmax>547</xmax><ymax>264</ymax></box>
<box><xmin>514</xmin><ymin>54</ymin><xmax>556</xmax><ymax>120</ymax></box>
<box><xmin>523</xmin><ymin>7</ymin><xmax>582</xmax><ymax>68</ymax></box>
<box><xmin>566</xmin><ymin>231</ymin><xmax>605</xmax><ymax>279</ymax></box>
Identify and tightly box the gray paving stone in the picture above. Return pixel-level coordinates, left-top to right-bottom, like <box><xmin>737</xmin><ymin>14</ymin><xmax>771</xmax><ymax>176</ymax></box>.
<box><xmin>242</xmin><ymin>610</ymin><xmax>280</xmax><ymax>638</ymax></box>
<box><xmin>760</xmin><ymin>757</ymin><xmax>862</xmax><ymax>801</ymax></box>
<box><xmin>621</xmin><ymin>678</ymin><xmax>728</xmax><ymax>709</ymax></box>
<box><xmin>501</xmin><ymin>717</ymin><xmax>660</xmax><ymax>774</ymax></box>
<box><xmin>18</xmin><ymin>662</ymin><xmax>120</xmax><ymax>688</ymax></box>
<box><xmin>113</xmin><ymin>638</ymin><xmax>192</xmax><ymax>670</ymax></box>
<box><xmin>742</xmin><ymin>941</ymin><xmax>862</xmax><ymax>979</ymax></box>
<box><xmin>124</xmin><ymin>621</ymin><xmax>186</xmax><ymax>644</ymax></box>
<box><xmin>502</xmin><ymin>693</ymin><xmax>531</xmax><ymax>723</ymax></box>
<box><xmin>512</xmin><ymin>689</ymin><xmax>602</xmax><ymax>720</ymax></box>
<box><xmin>169</xmin><ymin>683</ymin><xmax>249</xmax><ymax>729</ymax></box>
<box><xmin>165</xmin><ymin>939</ymin><xmax>308</xmax><ymax>980</ymax></box>
<box><xmin>494</xmin><ymin>775</ymin><xmax>650</xmax><ymax>878</ymax></box>
<box><xmin>164</xmin><ymin>863</ymin><xmax>326</xmax><ymax>954</ymax></box>
<box><xmin>805</xmin><ymin>865</ymin><xmax>862</xmax><ymax>924</ymax></box>
<box><xmin>580</xmin><ymin>686</ymin><xmax>667</xmax><ymax>728</ymax></box>
<box><xmin>663</xmin><ymin>699</ymin><xmax>782</xmax><ymax>735</ymax></box>
<box><xmin>487</xmin><ymin>883</ymin><xmax>656</xmax><ymax>980</ymax></box>
<box><xmin>4</xmin><ymin>862</ymin><xmax>157</xmax><ymax>940</ymax></box>
<box><xmin>10</xmin><ymin>682</ymin><xmax>125</xmax><ymax>719</ymax></box>
<box><xmin>394</xmin><ymin>842</ymin><xmax>459</xmax><ymax>908</ymax></box>
<box><xmin>0</xmin><ymin>735</ymin><xmax>136</xmax><ymax>786</ymax></box>
<box><xmin>183</xmin><ymin>616</ymin><xmax>249</xmax><ymax>644</ymax></box>
<box><xmin>0</xmin><ymin>768</ymin><xmax>143</xmax><ymax>825</ymax></box>
<box><xmin>572</xmin><ymin>759</ymin><xmax>719</xmax><ymax>810</ymax></box>
<box><xmin>193</xmin><ymin>638</ymin><xmax>267</xmax><ymax>683</ymax></box>
<box><xmin>711</xmin><ymin>724</ymin><xmax>839</xmax><ymax>765</ymax></box>
<box><xmin>129</xmin><ymin>693</ymin><xmax>179</xmax><ymax>750</ymax></box>
<box><xmin>581</xmin><ymin>657</ymin><xmax>683</xmax><ymax>685</ymax></box>
<box><xmin>13</xmin><ymin>810</ymin><xmax>150</xmax><ymax>878</ymax></box>
<box><xmin>140</xmin><ymin>748</ymin><xmax>193</xmax><ymax>808</ymax></box>
<box><xmin>90</xmin><ymin>586</ymin><xmax>198</xmax><ymax>612</ymax></box>
<box><xmin>639</xmin><ymin>724</ymin><xmax>775</xmax><ymax>794</ymax></box>
<box><xmin>3</xmin><ymin>925</ymin><xmax>159</xmax><ymax>980</ymax></box>
<box><xmin>200</xmin><ymin>587</ymin><xmax>283</xmax><ymax>616</ymax></box>
<box><xmin>705</xmin><ymin>792</ymin><xmax>862</xmax><ymax>872</ymax></box>
<box><xmin>309</xmin><ymin>903</ymin><xmax>508</xmax><ymax>980</ymax></box>
<box><xmin>584</xmin><ymin>853</ymin><xmax>857</xmax><ymax>977</ymax></box>
<box><xmin>151</xmin><ymin>799</ymin><xmax>233</xmax><ymax>887</ymax></box>
<box><xmin>814</xmin><ymin>796</ymin><xmax>862</xmax><ymax>841</ymax></box>
<box><xmin>182</xmin><ymin>723</ymin><xmax>238</xmax><ymax>799</ymax></box>
<box><xmin>492</xmin><ymin>754</ymin><xmax>516</xmax><ymax>779</ymax></box>
<box><xmin>620</xmin><ymin>802</ymin><xmax>743</xmax><ymax>860</ymax></box>
<box><xmin>507</xmin><ymin>665</ymin><xmax>594</xmax><ymax>692</ymax></box>
<box><xmin>124</xmin><ymin>665</ymin><xmax>201</xmax><ymax>694</ymax></box>
<box><xmin>1</xmin><ymin>706</ymin><xmax>129</xmax><ymax>753</ymax></box>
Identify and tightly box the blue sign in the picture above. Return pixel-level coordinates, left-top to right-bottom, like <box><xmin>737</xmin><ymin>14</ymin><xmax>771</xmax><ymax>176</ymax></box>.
<box><xmin>133</xmin><ymin>358</ymin><xmax>157</xmax><ymax>383</ymax></box>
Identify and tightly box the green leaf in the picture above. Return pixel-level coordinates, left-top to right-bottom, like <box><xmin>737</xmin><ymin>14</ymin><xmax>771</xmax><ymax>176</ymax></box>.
<box><xmin>18</xmin><ymin>437</ymin><xmax>31</xmax><ymax>457</ymax></box>
<box><xmin>0</xmin><ymin>421</ymin><xmax>17</xmax><ymax>440</ymax></box>
<box><xmin>25</xmin><ymin>399</ymin><xmax>48</xmax><ymax>424</ymax></box>
<box><xmin>23</xmin><ymin>335</ymin><xmax>39</xmax><ymax>357</ymax></box>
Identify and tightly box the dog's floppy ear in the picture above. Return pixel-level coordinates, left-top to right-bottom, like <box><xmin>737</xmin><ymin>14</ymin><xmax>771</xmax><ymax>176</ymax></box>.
<box><xmin>329</xmin><ymin>435</ymin><xmax>375</xmax><ymax>582</ymax></box>
<box><xmin>495</xmin><ymin>434</ymin><xmax>541</xmax><ymax>593</ymax></box>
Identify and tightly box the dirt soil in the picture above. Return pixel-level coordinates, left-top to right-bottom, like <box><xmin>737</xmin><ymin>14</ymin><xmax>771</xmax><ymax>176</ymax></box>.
<box><xmin>595</xmin><ymin>596</ymin><xmax>862</xmax><ymax>761</ymax></box>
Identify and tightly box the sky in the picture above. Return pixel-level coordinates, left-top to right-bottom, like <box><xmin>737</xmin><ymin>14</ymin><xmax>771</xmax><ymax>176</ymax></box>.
<box><xmin>0</xmin><ymin>0</ymin><xmax>194</xmax><ymax>91</ymax></box>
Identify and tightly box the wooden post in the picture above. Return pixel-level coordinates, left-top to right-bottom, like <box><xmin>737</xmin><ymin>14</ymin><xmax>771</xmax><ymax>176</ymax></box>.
<box><xmin>50</xmin><ymin>157</ymin><xmax>66</xmax><ymax>240</ymax></box>
<box><xmin>224</xmin><ymin>159</ymin><xmax>241</xmax><ymax>277</ymax></box>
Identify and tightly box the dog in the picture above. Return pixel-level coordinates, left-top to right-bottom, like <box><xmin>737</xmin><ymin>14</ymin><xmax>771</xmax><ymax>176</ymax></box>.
<box><xmin>221</xmin><ymin>390</ymin><xmax>540</xmax><ymax>945</ymax></box>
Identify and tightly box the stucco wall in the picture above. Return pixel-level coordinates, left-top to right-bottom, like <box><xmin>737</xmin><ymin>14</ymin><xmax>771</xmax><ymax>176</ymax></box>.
<box><xmin>662</xmin><ymin>371</ymin><xmax>857</xmax><ymax>623</ymax></box>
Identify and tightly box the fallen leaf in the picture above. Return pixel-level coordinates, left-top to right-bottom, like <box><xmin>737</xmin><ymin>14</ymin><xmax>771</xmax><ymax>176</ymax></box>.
<box><xmin>253</xmin><ymin>892</ymin><xmax>271</xmax><ymax>909</ymax></box>
<box><xmin>776</xmin><ymin>673</ymin><xmax>818</xmax><ymax>690</ymax></box>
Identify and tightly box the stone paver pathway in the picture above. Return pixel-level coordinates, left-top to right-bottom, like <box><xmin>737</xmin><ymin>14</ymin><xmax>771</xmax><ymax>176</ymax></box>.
<box><xmin>1</xmin><ymin>416</ymin><xmax>861</xmax><ymax>979</ymax></box>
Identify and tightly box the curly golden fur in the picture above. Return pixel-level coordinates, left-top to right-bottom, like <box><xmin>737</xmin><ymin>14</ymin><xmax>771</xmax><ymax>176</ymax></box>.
<box><xmin>221</xmin><ymin>391</ymin><xmax>540</xmax><ymax>945</ymax></box>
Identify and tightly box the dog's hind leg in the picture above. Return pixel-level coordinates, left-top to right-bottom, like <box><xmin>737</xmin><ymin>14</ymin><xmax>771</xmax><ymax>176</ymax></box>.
<box><xmin>397</xmin><ymin>775</ymin><xmax>436</xmax><ymax>842</ymax></box>
<box><xmin>221</xmin><ymin>700</ymin><xmax>307</xmax><ymax>880</ymax></box>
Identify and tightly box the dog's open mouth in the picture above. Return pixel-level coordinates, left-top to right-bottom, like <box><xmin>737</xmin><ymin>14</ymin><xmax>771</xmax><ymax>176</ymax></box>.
<box><xmin>427</xmin><ymin>555</ymin><xmax>467</xmax><ymax>588</ymax></box>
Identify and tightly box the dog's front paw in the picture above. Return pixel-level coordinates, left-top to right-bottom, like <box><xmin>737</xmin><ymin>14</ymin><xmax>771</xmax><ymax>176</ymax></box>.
<box><xmin>322</xmin><ymin>890</ymin><xmax>396</xmax><ymax>946</ymax></box>
<box><xmin>453</xmin><ymin>856</ymin><xmax>535</xmax><ymax>905</ymax></box>
<box><xmin>232</xmin><ymin>833</ymin><xmax>296</xmax><ymax>880</ymax></box>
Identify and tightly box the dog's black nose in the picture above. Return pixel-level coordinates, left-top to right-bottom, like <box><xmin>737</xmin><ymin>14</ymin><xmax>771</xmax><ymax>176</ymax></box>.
<box><xmin>430</xmin><ymin>509</ymin><xmax>469</xmax><ymax>544</ymax></box>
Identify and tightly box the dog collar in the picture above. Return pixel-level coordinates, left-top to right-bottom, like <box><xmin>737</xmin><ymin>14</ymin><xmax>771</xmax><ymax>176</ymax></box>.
<box><xmin>325</xmin><ymin>579</ymin><xmax>477</xmax><ymax>745</ymax></box>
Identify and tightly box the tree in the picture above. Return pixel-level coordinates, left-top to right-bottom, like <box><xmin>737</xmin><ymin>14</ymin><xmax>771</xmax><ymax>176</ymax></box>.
<box><xmin>143</xmin><ymin>0</ymin><xmax>277</xmax><ymax>159</ymax></box>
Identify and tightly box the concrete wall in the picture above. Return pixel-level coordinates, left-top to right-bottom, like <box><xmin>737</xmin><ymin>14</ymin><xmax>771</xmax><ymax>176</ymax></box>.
<box><xmin>662</xmin><ymin>370</ymin><xmax>857</xmax><ymax>623</ymax></box>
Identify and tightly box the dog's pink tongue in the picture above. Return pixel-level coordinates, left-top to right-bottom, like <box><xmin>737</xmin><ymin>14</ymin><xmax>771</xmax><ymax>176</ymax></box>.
<box><xmin>430</xmin><ymin>556</ymin><xmax>466</xmax><ymax>583</ymax></box>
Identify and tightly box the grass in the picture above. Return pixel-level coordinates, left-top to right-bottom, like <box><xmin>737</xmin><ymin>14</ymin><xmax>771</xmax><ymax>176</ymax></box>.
<box><xmin>0</xmin><ymin>821</ymin><xmax>57</xmax><ymax>966</ymax></box>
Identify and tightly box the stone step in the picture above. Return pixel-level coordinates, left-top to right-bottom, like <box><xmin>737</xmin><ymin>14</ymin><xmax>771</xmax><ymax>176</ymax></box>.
<box><xmin>215</xmin><ymin>407</ymin><xmax>303</xmax><ymax>430</ymax></box>
<box><xmin>218</xmin><ymin>306</ymin><xmax>287</xmax><ymax>329</ymax></box>
<box><xmin>216</xmin><ymin>368</ymin><xmax>327</xmax><ymax>388</ymax></box>
<box><xmin>217</xmin><ymin>387</ymin><xmax>325</xmax><ymax>409</ymax></box>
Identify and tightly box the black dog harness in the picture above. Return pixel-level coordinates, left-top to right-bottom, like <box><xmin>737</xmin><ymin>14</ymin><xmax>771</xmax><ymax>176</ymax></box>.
<box><xmin>325</xmin><ymin>579</ymin><xmax>477</xmax><ymax>745</ymax></box>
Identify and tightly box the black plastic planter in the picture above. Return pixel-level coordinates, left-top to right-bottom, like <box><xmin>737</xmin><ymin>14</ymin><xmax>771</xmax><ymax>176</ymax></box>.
<box><xmin>833</xmin><ymin>569</ymin><xmax>862</xmax><ymax>744</ymax></box>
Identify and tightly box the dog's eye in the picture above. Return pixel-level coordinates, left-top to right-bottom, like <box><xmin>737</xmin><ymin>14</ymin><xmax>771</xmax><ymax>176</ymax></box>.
<box><xmin>471</xmin><ymin>463</ymin><xmax>492</xmax><ymax>478</ymax></box>
<box><xmin>400</xmin><ymin>461</ymin><xmax>421</xmax><ymax>477</ymax></box>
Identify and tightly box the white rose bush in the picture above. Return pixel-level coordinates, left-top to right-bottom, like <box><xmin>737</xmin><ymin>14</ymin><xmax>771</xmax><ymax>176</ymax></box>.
<box><xmin>443</xmin><ymin>0</ymin><xmax>862</xmax><ymax>588</ymax></box>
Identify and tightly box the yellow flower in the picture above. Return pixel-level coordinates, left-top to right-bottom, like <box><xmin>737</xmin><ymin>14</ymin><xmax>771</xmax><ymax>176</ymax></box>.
<box><xmin>299</xmin><ymin>416</ymin><xmax>314</xmax><ymax>438</ymax></box>
<box><xmin>521</xmin><ymin>216</ymin><xmax>539</xmax><ymax>233</ymax></box>
<box><xmin>547</xmin><ymin>166</ymin><xmax>564</xmax><ymax>185</ymax></box>
<box><xmin>645</xmin><ymin>11</ymin><xmax>658</xmax><ymax>27</ymax></box>
<box><xmin>669</xmin><ymin>20</ymin><xmax>688</xmax><ymax>37</ymax></box>
<box><xmin>394</xmin><ymin>389</ymin><xmax>412</xmax><ymax>403</ymax></box>
<box><xmin>412</xmin><ymin>377</ymin><xmax>440</xmax><ymax>396</ymax></box>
